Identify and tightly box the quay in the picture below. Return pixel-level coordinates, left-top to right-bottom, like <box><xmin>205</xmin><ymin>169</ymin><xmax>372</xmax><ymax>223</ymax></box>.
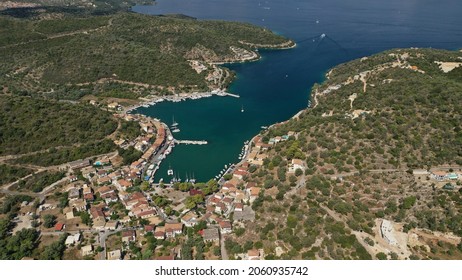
<box><xmin>215</xmin><ymin>91</ymin><xmax>240</xmax><ymax>98</ymax></box>
<box><xmin>174</xmin><ymin>139</ymin><xmax>208</xmax><ymax>145</ymax></box>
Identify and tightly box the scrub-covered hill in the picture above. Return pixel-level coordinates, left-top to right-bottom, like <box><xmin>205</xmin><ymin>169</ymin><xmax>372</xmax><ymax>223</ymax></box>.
<box><xmin>226</xmin><ymin>48</ymin><xmax>462</xmax><ymax>260</ymax></box>
<box><xmin>0</xmin><ymin>12</ymin><xmax>293</xmax><ymax>100</ymax></box>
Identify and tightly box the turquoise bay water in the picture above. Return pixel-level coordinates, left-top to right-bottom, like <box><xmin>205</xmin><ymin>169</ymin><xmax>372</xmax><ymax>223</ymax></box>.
<box><xmin>133</xmin><ymin>0</ymin><xmax>462</xmax><ymax>182</ymax></box>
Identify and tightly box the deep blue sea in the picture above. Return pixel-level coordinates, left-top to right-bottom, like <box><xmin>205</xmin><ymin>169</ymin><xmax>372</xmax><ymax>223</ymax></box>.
<box><xmin>133</xmin><ymin>0</ymin><xmax>462</xmax><ymax>182</ymax></box>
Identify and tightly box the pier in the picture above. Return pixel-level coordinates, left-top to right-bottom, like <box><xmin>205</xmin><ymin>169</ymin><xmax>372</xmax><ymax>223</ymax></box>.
<box><xmin>174</xmin><ymin>139</ymin><xmax>208</xmax><ymax>145</ymax></box>
<box><xmin>214</xmin><ymin>91</ymin><xmax>240</xmax><ymax>98</ymax></box>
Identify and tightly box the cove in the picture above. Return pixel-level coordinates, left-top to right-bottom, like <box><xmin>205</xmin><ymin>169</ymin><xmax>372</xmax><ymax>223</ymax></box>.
<box><xmin>133</xmin><ymin>0</ymin><xmax>462</xmax><ymax>182</ymax></box>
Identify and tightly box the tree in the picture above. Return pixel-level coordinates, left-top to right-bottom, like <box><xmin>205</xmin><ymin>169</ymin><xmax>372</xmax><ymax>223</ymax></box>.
<box><xmin>185</xmin><ymin>195</ymin><xmax>204</xmax><ymax>209</ymax></box>
<box><xmin>286</xmin><ymin>215</ymin><xmax>297</xmax><ymax>228</ymax></box>
<box><xmin>234</xmin><ymin>227</ymin><xmax>245</xmax><ymax>237</ymax></box>
<box><xmin>80</xmin><ymin>212</ymin><xmax>92</xmax><ymax>226</ymax></box>
<box><xmin>40</xmin><ymin>234</ymin><xmax>68</xmax><ymax>260</ymax></box>
<box><xmin>139</xmin><ymin>218</ymin><xmax>149</xmax><ymax>226</ymax></box>
<box><xmin>295</xmin><ymin>168</ymin><xmax>303</xmax><ymax>177</ymax></box>
<box><xmin>43</xmin><ymin>214</ymin><xmax>56</xmax><ymax>228</ymax></box>
<box><xmin>376</xmin><ymin>252</ymin><xmax>387</xmax><ymax>260</ymax></box>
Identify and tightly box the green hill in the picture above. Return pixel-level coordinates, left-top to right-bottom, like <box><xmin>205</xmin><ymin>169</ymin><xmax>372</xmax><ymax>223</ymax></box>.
<box><xmin>0</xmin><ymin>95</ymin><xmax>117</xmax><ymax>156</ymax></box>
<box><xmin>0</xmin><ymin>12</ymin><xmax>292</xmax><ymax>100</ymax></box>
<box><xmin>232</xmin><ymin>48</ymin><xmax>462</xmax><ymax>260</ymax></box>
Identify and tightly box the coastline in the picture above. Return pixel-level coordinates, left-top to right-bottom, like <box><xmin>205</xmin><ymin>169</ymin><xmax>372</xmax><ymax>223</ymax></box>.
<box><xmin>125</xmin><ymin>39</ymin><xmax>295</xmax><ymax>114</ymax></box>
<box><xmin>124</xmin><ymin>89</ymin><xmax>239</xmax><ymax>114</ymax></box>
<box><xmin>125</xmin><ymin>38</ymin><xmax>296</xmax><ymax>182</ymax></box>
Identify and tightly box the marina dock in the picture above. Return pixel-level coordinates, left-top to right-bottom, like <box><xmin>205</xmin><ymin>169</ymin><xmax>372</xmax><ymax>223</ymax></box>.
<box><xmin>174</xmin><ymin>139</ymin><xmax>208</xmax><ymax>145</ymax></box>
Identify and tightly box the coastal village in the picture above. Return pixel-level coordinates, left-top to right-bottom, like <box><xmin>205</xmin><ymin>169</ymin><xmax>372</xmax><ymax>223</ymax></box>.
<box><xmin>0</xmin><ymin>95</ymin><xmax>300</xmax><ymax>260</ymax></box>
<box><xmin>3</xmin><ymin>94</ymin><xmax>461</xmax><ymax>260</ymax></box>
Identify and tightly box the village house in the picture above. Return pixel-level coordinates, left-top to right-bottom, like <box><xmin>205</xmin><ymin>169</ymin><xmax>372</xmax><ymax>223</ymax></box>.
<box><xmin>219</xmin><ymin>220</ymin><xmax>232</xmax><ymax>234</ymax></box>
<box><xmin>98</xmin><ymin>186</ymin><xmax>118</xmax><ymax>204</ymax></box>
<box><xmin>63</xmin><ymin>207</ymin><xmax>74</xmax><ymax>220</ymax></box>
<box><xmin>248</xmin><ymin>187</ymin><xmax>261</xmax><ymax>203</ymax></box>
<box><xmin>81</xmin><ymin>244</ymin><xmax>93</xmax><ymax>257</ymax></box>
<box><xmin>134</xmin><ymin>209</ymin><xmax>157</xmax><ymax>220</ymax></box>
<box><xmin>431</xmin><ymin>171</ymin><xmax>447</xmax><ymax>181</ymax></box>
<box><xmin>130</xmin><ymin>159</ymin><xmax>145</xmax><ymax>170</ymax></box>
<box><xmin>82</xmin><ymin>185</ymin><xmax>92</xmax><ymax>195</ymax></box>
<box><xmin>93</xmin><ymin>217</ymin><xmax>106</xmax><ymax>230</ymax></box>
<box><xmin>105</xmin><ymin>220</ymin><xmax>119</xmax><ymax>231</ymax></box>
<box><xmin>288</xmin><ymin>158</ymin><xmax>305</xmax><ymax>174</ymax></box>
<box><xmin>144</xmin><ymin>224</ymin><xmax>155</xmax><ymax>233</ymax></box>
<box><xmin>70</xmin><ymin>199</ymin><xmax>87</xmax><ymax>212</ymax></box>
<box><xmin>107</xmin><ymin>102</ymin><xmax>121</xmax><ymax>110</ymax></box>
<box><xmin>55</xmin><ymin>223</ymin><xmax>65</xmax><ymax>231</ymax></box>
<box><xmin>222</xmin><ymin>182</ymin><xmax>235</xmax><ymax>192</ymax></box>
<box><xmin>122</xmin><ymin>230</ymin><xmax>136</xmax><ymax>243</ymax></box>
<box><xmin>102</xmin><ymin>192</ymin><xmax>118</xmax><ymax>204</ymax></box>
<box><xmin>68</xmin><ymin>175</ymin><xmax>78</xmax><ymax>183</ymax></box>
<box><xmin>247</xmin><ymin>249</ymin><xmax>261</xmax><ymax>260</ymax></box>
<box><xmin>233</xmin><ymin>170</ymin><xmax>248</xmax><ymax>180</ymax></box>
<box><xmin>90</xmin><ymin>207</ymin><xmax>105</xmax><ymax>220</ymax></box>
<box><xmin>165</xmin><ymin>223</ymin><xmax>183</xmax><ymax>238</ymax></box>
<box><xmin>114</xmin><ymin>179</ymin><xmax>133</xmax><ymax>191</ymax></box>
<box><xmin>97</xmin><ymin>176</ymin><xmax>111</xmax><ymax>186</ymax></box>
<box><xmin>80</xmin><ymin>166</ymin><xmax>95</xmax><ymax>180</ymax></box>
<box><xmin>108</xmin><ymin>170</ymin><xmax>121</xmax><ymax>181</ymax></box>
<box><xmin>124</xmin><ymin>192</ymin><xmax>148</xmax><ymax>210</ymax></box>
<box><xmin>154</xmin><ymin>226</ymin><xmax>166</xmax><ymax>240</ymax></box>
<box><xmin>65</xmin><ymin>233</ymin><xmax>81</xmax><ymax>247</ymax></box>
<box><xmin>215</xmin><ymin>202</ymin><xmax>227</xmax><ymax>214</ymax></box>
<box><xmin>181</xmin><ymin>211</ymin><xmax>199</xmax><ymax>227</ymax></box>
<box><xmin>68</xmin><ymin>188</ymin><xmax>80</xmax><ymax>200</ymax></box>
<box><xmin>68</xmin><ymin>159</ymin><xmax>91</xmax><ymax>171</ymax></box>
<box><xmin>202</xmin><ymin>228</ymin><xmax>220</xmax><ymax>243</ymax></box>
<box><xmin>222</xmin><ymin>197</ymin><xmax>234</xmax><ymax>207</ymax></box>
<box><xmin>108</xmin><ymin>249</ymin><xmax>122</xmax><ymax>260</ymax></box>
<box><xmin>84</xmin><ymin>193</ymin><xmax>95</xmax><ymax>202</ymax></box>
<box><xmin>234</xmin><ymin>203</ymin><xmax>243</xmax><ymax>212</ymax></box>
<box><xmin>190</xmin><ymin>189</ymin><xmax>204</xmax><ymax>197</ymax></box>
<box><xmin>208</xmin><ymin>196</ymin><xmax>221</xmax><ymax>205</ymax></box>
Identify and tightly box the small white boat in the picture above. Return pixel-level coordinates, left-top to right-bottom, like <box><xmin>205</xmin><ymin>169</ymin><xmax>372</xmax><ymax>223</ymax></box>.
<box><xmin>172</xmin><ymin>128</ymin><xmax>180</xmax><ymax>133</ymax></box>
<box><xmin>167</xmin><ymin>164</ymin><xmax>174</xmax><ymax>176</ymax></box>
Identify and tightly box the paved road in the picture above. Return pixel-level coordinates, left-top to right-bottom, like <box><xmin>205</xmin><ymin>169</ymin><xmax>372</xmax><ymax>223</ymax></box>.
<box><xmin>99</xmin><ymin>229</ymin><xmax>123</xmax><ymax>260</ymax></box>
<box><xmin>220</xmin><ymin>235</ymin><xmax>229</xmax><ymax>260</ymax></box>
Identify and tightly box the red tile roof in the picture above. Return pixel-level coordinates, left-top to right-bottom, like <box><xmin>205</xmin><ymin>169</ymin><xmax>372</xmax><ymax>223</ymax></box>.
<box><xmin>55</xmin><ymin>223</ymin><xmax>64</xmax><ymax>231</ymax></box>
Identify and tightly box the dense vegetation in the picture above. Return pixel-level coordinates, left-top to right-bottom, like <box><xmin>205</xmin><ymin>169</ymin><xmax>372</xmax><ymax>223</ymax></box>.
<box><xmin>16</xmin><ymin>171</ymin><xmax>65</xmax><ymax>193</ymax></box>
<box><xmin>0</xmin><ymin>12</ymin><xmax>290</xmax><ymax>99</ymax></box>
<box><xmin>0</xmin><ymin>95</ymin><xmax>117</xmax><ymax>156</ymax></box>
<box><xmin>15</xmin><ymin>139</ymin><xmax>116</xmax><ymax>167</ymax></box>
<box><xmin>0</xmin><ymin>165</ymin><xmax>32</xmax><ymax>185</ymax></box>
<box><xmin>1</xmin><ymin>0</ymin><xmax>151</xmax><ymax>13</ymax></box>
<box><xmin>0</xmin><ymin>194</ymin><xmax>38</xmax><ymax>260</ymax></box>
<box><xmin>231</xmin><ymin>48</ymin><xmax>462</xmax><ymax>260</ymax></box>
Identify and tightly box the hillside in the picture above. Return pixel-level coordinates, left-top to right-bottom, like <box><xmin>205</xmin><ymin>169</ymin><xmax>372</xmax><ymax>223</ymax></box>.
<box><xmin>0</xmin><ymin>95</ymin><xmax>118</xmax><ymax>157</ymax></box>
<box><xmin>0</xmin><ymin>0</ymin><xmax>151</xmax><ymax>12</ymax></box>
<box><xmin>227</xmin><ymin>48</ymin><xmax>462</xmax><ymax>260</ymax></box>
<box><xmin>0</xmin><ymin>12</ymin><xmax>293</xmax><ymax>101</ymax></box>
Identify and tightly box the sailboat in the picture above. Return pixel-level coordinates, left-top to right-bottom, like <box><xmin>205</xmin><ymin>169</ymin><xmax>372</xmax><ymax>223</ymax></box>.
<box><xmin>171</xmin><ymin>115</ymin><xmax>179</xmax><ymax>127</ymax></box>
<box><xmin>241</xmin><ymin>105</ymin><xmax>244</xmax><ymax>113</ymax></box>
<box><xmin>190</xmin><ymin>172</ymin><xmax>196</xmax><ymax>184</ymax></box>
<box><xmin>167</xmin><ymin>164</ymin><xmax>174</xmax><ymax>176</ymax></box>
